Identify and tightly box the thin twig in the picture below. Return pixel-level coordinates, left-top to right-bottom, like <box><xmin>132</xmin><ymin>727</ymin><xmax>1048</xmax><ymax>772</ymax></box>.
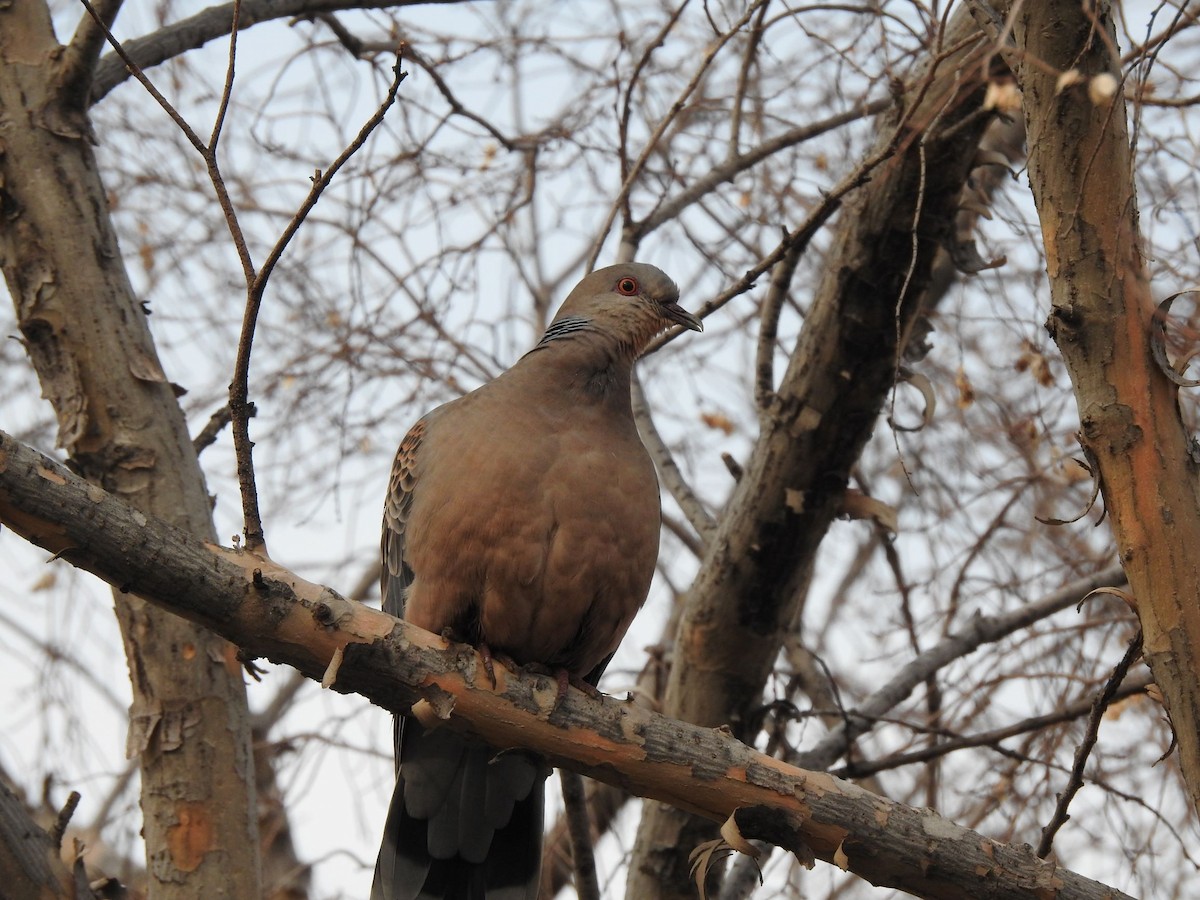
<box><xmin>77</xmin><ymin>0</ymin><xmax>405</xmax><ymax>553</ymax></box>
<box><xmin>1037</xmin><ymin>629</ymin><xmax>1144</xmax><ymax>858</ymax></box>
<box><xmin>76</xmin><ymin>0</ymin><xmax>207</xmax><ymax>154</ymax></box>
<box><xmin>728</xmin><ymin>0</ymin><xmax>770</xmax><ymax>158</ymax></box>
<box><xmin>319</xmin><ymin>16</ymin><xmax>519</xmax><ymax>151</ymax></box>
<box><xmin>632</xmin><ymin>375</ymin><xmax>714</xmax><ymax>541</ymax></box>
<box><xmin>50</xmin><ymin>791</ymin><xmax>82</xmax><ymax>850</ymax></box>
<box><xmin>643</xmin><ymin>148</ymin><xmax>874</xmax><ymax>357</ymax></box>
<box><xmin>588</xmin><ymin>0</ymin><xmax>767</xmax><ymax>270</ymax></box>
<box><xmin>192</xmin><ymin>404</ymin><xmax>232</xmax><ymax>454</ymax></box>
<box><xmin>209</xmin><ymin>0</ymin><xmax>241</xmax><ymax>151</ymax></box>
<box><xmin>559</xmin><ymin>769</ymin><xmax>601</xmax><ymax>900</ymax></box>
<box><xmin>616</xmin><ymin>1</ymin><xmax>692</xmax><ymax>228</ymax></box>
<box><xmin>753</xmin><ymin>236</ymin><xmax>803</xmax><ymax>417</ymax></box>
<box><xmin>793</xmin><ymin>565</ymin><xmax>1129</xmax><ymax>771</ymax></box>
<box><xmin>836</xmin><ymin>673</ymin><xmax>1152</xmax><ymax>778</ymax></box>
<box><xmin>230</xmin><ymin>56</ymin><xmax>407</xmax><ymax>552</ymax></box>
<box><xmin>633</xmin><ymin>97</ymin><xmax>891</xmax><ymax>240</ymax></box>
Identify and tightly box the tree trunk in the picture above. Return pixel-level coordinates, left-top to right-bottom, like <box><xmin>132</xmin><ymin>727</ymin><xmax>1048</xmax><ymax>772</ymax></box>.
<box><xmin>0</xmin><ymin>3</ymin><xmax>262</xmax><ymax>894</ymax></box>
<box><xmin>1001</xmin><ymin>0</ymin><xmax>1200</xmax><ymax>816</ymax></box>
<box><xmin>629</xmin><ymin>8</ymin><xmax>997</xmax><ymax>895</ymax></box>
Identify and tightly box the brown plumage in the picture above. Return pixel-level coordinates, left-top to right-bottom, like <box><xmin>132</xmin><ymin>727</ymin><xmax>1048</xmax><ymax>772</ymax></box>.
<box><xmin>372</xmin><ymin>263</ymin><xmax>701</xmax><ymax>900</ymax></box>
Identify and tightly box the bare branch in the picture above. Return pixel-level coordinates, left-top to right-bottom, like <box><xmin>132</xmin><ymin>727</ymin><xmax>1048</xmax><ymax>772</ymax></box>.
<box><xmin>835</xmin><ymin>673</ymin><xmax>1152</xmax><ymax>779</ymax></box>
<box><xmin>793</xmin><ymin>564</ymin><xmax>1130</xmax><ymax>772</ymax></box>
<box><xmin>88</xmin><ymin>0</ymin><xmax>460</xmax><ymax>103</ymax></box>
<box><xmin>1037</xmin><ymin>630</ymin><xmax>1145</xmax><ymax>858</ymax></box>
<box><xmin>56</xmin><ymin>0</ymin><xmax>124</xmax><ymax>109</ymax></box>
<box><xmin>0</xmin><ymin>428</ymin><xmax>1134</xmax><ymax>900</ymax></box>
<box><xmin>230</xmin><ymin>55</ymin><xmax>406</xmax><ymax>551</ymax></box>
<box><xmin>632</xmin><ymin>375</ymin><xmax>714</xmax><ymax>542</ymax></box>
<box><xmin>559</xmin><ymin>770</ymin><xmax>601</xmax><ymax>900</ymax></box>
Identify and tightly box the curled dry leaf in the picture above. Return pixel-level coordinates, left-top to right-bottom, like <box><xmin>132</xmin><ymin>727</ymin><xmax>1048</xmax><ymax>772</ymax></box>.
<box><xmin>688</xmin><ymin>839</ymin><xmax>733</xmax><ymax>900</ymax></box>
<box><xmin>719</xmin><ymin>812</ymin><xmax>761</xmax><ymax>859</ymax></box>
<box><xmin>1036</xmin><ymin>445</ymin><xmax>1102</xmax><ymax>526</ymax></box>
<box><xmin>1076</xmin><ymin>585</ymin><xmax>1138</xmax><ymax>613</ymax></box>
<box><xmin>1150</xmin><ymin>291</ymin><xmax>1200</xmax><ymax>387</ymax></box>
<box><xmin>1014</xmin><ymin>339</ymin><xmax>1056</xmax><ymax>386</ymax></box>
<box><xmin>889</xmin><ymin>367</ymin><xmax>936</xmax><ymax>432</ymax></box>
<box><xmin>841</xmin><ymin>489</ymin><xmax>899</xmax><ymax>533</ymax></box>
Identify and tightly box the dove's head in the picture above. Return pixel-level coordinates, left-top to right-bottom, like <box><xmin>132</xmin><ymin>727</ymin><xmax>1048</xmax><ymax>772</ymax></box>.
<box><xmin>541</xmin><ymin>263</ymin><xmax>702</xmax><ymax>357</ymax></box>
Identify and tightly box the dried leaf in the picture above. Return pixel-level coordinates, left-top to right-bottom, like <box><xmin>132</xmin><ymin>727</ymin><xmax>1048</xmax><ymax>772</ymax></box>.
<box><xmin>700</xmin><ymin>411</ymin><xmax>736</xmax><ymax>435</ymax></box>
<box><xmin>841</xmin><ymin>489</ymin><xmax>899</xmax><ymax>533</ymax></box>
<box><xmin>889</xmin><ymin>367</ymin><xmax>936</xmax><ymax>433</ymax></box>
<box><xmin>30</xmin><ymin>571</ymin><xmax>57</xmax><ymax>592</ymax></box>
<box><xmin>1015</xmin><ymin>339</ymin><xmax>1056</xmax><ymax>386</ymax></box>
<box><xmin>1037</xmin><ymin>446</ymin><xmax>1102</xmax><ymax>526</ymax></box>
<box><xmin>1150</xmin><ymin>291</ymin><xmax>1200</xmax><ymax>387</ymax></box>
<box><xmin>955</xmin><ymin>366</ymin><xmax>975</xmax><ymax>408</ymax></box>
<box><xmin>687</xmin><ymin>839</ymin><xmax>728</xmax><ymax>900</ymax></box>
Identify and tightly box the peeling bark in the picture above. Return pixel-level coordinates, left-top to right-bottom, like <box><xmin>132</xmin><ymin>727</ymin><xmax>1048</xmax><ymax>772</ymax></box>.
<box><xmin>0</xmin><ymin>4</ymin><xmax>262</xmax><ymax>894</ymax></box>
<box><xmin>0</xmin><ymin>428</ymin><xmax>1132</xmax><ymax>900</ymax></box>
<box><xmin>630</xmin><ymin>8</ymin><xmax>1002</xmax><ymax>895</ymax></box>
<box><xmin>999</xmin><ymin>0</ymin><xmax>1200</xmax><ymax>816</ymax></box>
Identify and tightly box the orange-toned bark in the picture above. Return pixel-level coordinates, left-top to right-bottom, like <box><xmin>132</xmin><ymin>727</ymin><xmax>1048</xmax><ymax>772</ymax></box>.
<box><xmin>0</xmin><ymin>427</ymin><xmax>1131</xmax><ymax>900</ymax></box>
<box><xmin>1005</xmin><ymin>0</ymin><xmax>1200</xmax><ymax>814</ymax></box>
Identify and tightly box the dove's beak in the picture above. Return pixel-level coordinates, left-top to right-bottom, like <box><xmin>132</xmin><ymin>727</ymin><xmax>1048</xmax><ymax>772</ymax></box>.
<box><xmin>664</xmin><ymin>303</ymin><xmax>703</xmax><ymax>332</ymax></box>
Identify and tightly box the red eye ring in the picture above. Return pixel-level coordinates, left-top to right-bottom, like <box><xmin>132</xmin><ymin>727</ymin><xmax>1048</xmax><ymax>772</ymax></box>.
<box><xmin>616</xmin><ymin>277</ymin><xmax>639</xmax><ymax>296</ymax></box>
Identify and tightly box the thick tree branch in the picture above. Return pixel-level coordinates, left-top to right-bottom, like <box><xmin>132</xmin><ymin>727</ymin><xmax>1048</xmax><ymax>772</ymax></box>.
<box><xmin>57</xmin><ymin>0</ymin><xmax>123</xmax><ymax>110</ymax></box>
<box><xmin>89</xmin><ymin>0</ymin><xmax>463</xmax><ymax>103</ymax></box>
<box><xmin>992</xmin><ymin>0</ymin><xmax>1200</xmax><ymax>816</ymax></box>
<box><xmin>0</xmin><ymin>430</ymin><xmax>1131</xmax><ymax>900</ymax></box>
<box><xmin>634</xmin><ymin>9</ymin><xmax>1004</xmax><ymax>893</ymax></box>
<box><xmin>0</xmin><ymin>4</ymin><xmax>264</xmax><ymax>893</ymax></box>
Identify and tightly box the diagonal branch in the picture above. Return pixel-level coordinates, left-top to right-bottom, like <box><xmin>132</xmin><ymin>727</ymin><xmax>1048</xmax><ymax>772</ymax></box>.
<box><xmin>88</xmin><ymin>0</ymin><xmax>458</xmax><ymax>103</ymax></box>
<box><xmin>56</xmin><ymin>0</ymin><xmax>124</xmax><ymax>110</ymax></box>
<box><xmin>794</xmin><ymin>564</ymin><xmax>1129</xmax><ymax>772</ymax></box>
<box><xmin>0</xmin><ymin>428</ymin><xmax>1131</xmax><ymax>900</ymax></box>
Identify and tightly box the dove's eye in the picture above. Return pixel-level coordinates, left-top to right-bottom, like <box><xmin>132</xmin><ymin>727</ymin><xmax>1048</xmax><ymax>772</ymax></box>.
<box><xmin>616</xmin><ymin>277</ymin><xmax>639</xmax><ymax>295</ymax></box>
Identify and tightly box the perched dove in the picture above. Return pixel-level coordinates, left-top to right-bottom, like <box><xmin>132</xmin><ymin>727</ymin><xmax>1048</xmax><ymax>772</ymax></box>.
<box><xmin>372</xmin><ymin>263</ymin><xmax>701</xmax><ymax>900</ymax></box>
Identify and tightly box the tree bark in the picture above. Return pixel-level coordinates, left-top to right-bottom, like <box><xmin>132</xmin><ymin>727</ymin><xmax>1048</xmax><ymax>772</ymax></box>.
<box><xmin>0</xmin><ymin>427</ymin><xmax>1133</xmax><ymax>900</ymax></box>
<box><xmin>998</xmin><ymin>0</ymin><xmax>1200</xmax><ymax>816</ymax></box>
<box><xmin>0</xmin><ymin>781</ymin><xmax>98</xmax><ymax>900</ymax></box>
<box><xmin>0</xmin><ymin>3</ymin><xmax>261</xmax><ymax>894</ymax></box>
<box><xmin>629</xmin><ymin>8</ymin><xmax>999</xmax><ymax>895</ymax></box>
